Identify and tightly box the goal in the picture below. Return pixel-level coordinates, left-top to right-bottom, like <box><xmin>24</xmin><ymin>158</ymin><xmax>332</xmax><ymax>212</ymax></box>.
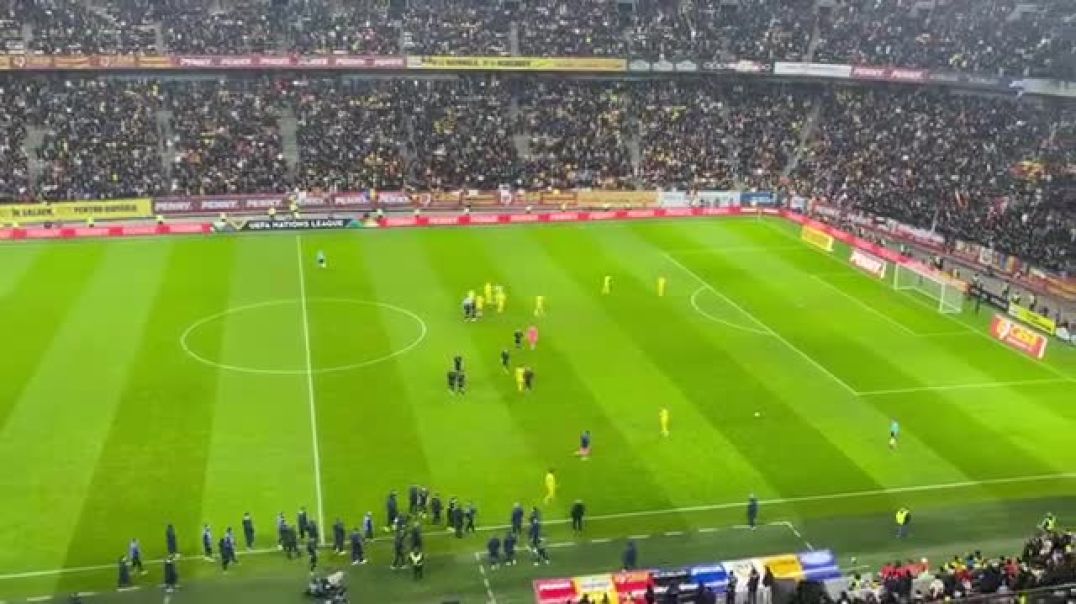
<box><xmin>893</xmin><ymin>263</ymin><xmax>965</xmax><ymax>314</ymax></box>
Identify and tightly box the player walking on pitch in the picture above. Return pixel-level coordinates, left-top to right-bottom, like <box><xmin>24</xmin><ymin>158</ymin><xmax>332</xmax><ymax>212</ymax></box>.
<box><xmin>657</xmin><ymin>276</ymin><xmax>667</xmax><ymax>297</ymax></box>
<box><xmin>543</xmin><ymin>469</ymin><xmax>557</xmax><ymax>504</ymax></box>
<box><xmin>660</xmin><ymin>408</ymin><xmax>670</xmax><ymax>437</ymax></box>
<box><xmin>534</xmin><ymin>295</ymin><xmax>545</xmax><ymax>317</ymax></box>
<box><xmin>889</xmin><ymin>419</ymin><xmax>900</xmax><ymax>449</ymax></box>
<box><xmin>316</xmin><ymin>250</ymin><xmax>327</xmax><ymax>268</ymax></box>
<box><xmin>602</xmin><ymin>275</ymin><xmax>612</xmax><ymax>295</ymax></box>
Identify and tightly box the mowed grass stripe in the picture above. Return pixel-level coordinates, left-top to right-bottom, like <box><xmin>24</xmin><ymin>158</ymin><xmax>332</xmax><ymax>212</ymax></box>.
<box><xmin>0</xmin><ymin>245</ymin><xmax>43</xmax><ymax>298</ymax></box>
<box><xmin>200</xmin><ymin>237</ymin><xmax>318</xmax><ymax>551</ymax></box>
<box><xmin>759</xmin><ymin>218</ymin><xmax>1076</xmax><ymax>379</ymax></box>
<box><xmin>548</xmin><ymin>222</ymin><xmax>892</xmax><ymax>499</ymax></box>
<box><xmin>0</xmin><ymin>242</ymin><xmax>171</xmax><ymax>579</ymax></box>
<box><xmin>422</xmin><ymin>227</ymin><xmax>681</xmax><ymax>520</ymax></box>
<box><xmin>55</xmin><ymin>239</ymin><xmax>236</xmax><ymax>582</ymax></box>
<box><xmin>301</xmin><ymin>231</ymin><xmax>435</xmax><ymax>527</ymax></box>
<box><xmin>483</xmin><ymin>225</ymin><xmax>779</xmax><ymax>508</ymax></box>
<box><xmin>660</xmin><ymin>223</ymin><xmax>1067</xmax><ymax>493</ymax></box>
<box><xmin>356</xmin><ymin>230</ymin><xmax>547</xmax><ymax>520</ymax></box>
<box><xmin>606</xmin><ymin>221</ymin><xmax>977</xmax><ymax>490</ymax></box>
<box><xmin>0</xmin><ymin>244</ymin><xmax>106</xmax><ymax>433</ymax></box>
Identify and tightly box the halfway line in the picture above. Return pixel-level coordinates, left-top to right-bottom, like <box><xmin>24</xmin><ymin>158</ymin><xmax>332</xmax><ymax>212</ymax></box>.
<box><xmin>295</xmin><ymin>236</ymin><xmax>327</xmax><ymax>544</ymax></box>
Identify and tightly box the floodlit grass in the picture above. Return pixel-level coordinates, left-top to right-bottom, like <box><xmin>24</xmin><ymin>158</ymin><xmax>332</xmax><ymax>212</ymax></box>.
<box><xmin>0</xmin><ymin>217</ymin><xmax>1072</xmax><ymax>602</ymax></box>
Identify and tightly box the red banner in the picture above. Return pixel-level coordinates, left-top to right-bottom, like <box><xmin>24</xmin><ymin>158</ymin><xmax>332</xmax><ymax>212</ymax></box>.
<box><xmin>0</xmin><ymin>223</ymin><xmax>211</xmax><ymax>240</ymax></box>
<box><xmin>152</xmin><ymin>192</ymin><xmax>389</xmax><ymax>215</ymax></box>
<box><xmin>989</xmin><ymin>314</ymin><xmax>1049</xmax><ymax>359</ymax></box>
<box><xmin>0</xmin><ymin>54</ymin><xmax>405</xmax><ymax>72</ymax></box>
<box><xmin>851</xmin><ymin>65</ymin><xmax>927</xmax><ymax>83</ymax></box>
<box><xmin>378</xmin><ymin>206</ymin><xmax>762</xmax><ymax>228</ymax></box>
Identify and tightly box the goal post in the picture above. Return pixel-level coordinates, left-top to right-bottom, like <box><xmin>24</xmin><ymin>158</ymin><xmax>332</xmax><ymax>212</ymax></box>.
<box><xmin>893</xmin><ymin>263</ymin><xmax>965</xmax><ymax>314</ymax></box>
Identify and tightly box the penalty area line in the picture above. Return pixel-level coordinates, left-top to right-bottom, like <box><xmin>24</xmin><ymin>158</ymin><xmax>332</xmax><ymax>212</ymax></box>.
<box><xmin>664</xmin><ymin>252</ymin><xmax>859</xmax><ymax>395</ymax></box>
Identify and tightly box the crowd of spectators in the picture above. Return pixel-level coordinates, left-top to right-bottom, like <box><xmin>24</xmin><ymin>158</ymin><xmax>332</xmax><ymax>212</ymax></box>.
<box><xmin>515</xmin><ymin>80</ymin><xmax>633</xmax><ymax>189</ymax></box>
<box><xmin>162</xmin><ymin>0</ymin><xmax>277</xmax><ymax>54</ymax></box>
<box><xmin>165</xmin><ymin>79</ymin><xmax>289</xmax><ymax>195</ymax></box>
<box><xmin>837</xmin><ymin>528</ymin><xmax>1075</xmax><ymax>602</ymax></box>
<box><xmin>284</xmin><ymin>1</ymin><xmax>398</xmax><ymax>56</ymax></box>
<box><xmin>35</xmin><ymin>79</ymin><xmax>163</xmax><ymax>200</ymax></box>
<box><xmin>293</xmin><ymin>79</ymin><xmax>405</xmax><ymax>192</ymax></box>
<box><xmin>815</xmin><ymin>0</ymin><xmax>1076</xmax><ymax>79</ymax></box>
<box><xmin>0</xmin><ymin>73</ymin><xmax>1070</xmax><ymax>272</ymax></box>
<box><xmin>519</xmin><ymin>0</ymin><xmax>627</xmax><ymax>57</ymax></box>
<box><xmin>792</xmin><ymin>87</ymin><xmax>1075</xmax><ymax>272</ymax></box>
<box><xmin>405</xmin><ymin>78</ymin><xmax>519</xmax><ymax>190</ymax></box>
<box><xmin>0</xmin><ymin>82</ymin><xmax>33</xmax><ymax>202</ymax></box>
<box><xmin>637</xmin><ymin>81</ymin><xmax>806</xmax><ymax>191</ymax></box>
<box><xmin>0</xmin><ymin>0</ymin><xmax>1072</xmax><ymax>80</ymax></box>
<box><xmin>402</xmin><ymin>0</ymin><xmax>512</xmax><ymax>56</ymax></box>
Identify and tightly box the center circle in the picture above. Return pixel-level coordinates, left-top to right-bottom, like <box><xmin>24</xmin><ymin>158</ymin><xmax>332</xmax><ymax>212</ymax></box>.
<box><xmin>180</xmin><ymin>298</ymin><xmax>428</xmax><ymax>375</ymax></box>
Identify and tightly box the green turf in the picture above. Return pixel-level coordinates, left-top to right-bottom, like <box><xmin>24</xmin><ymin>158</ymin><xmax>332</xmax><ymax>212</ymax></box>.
<box><xmin>0</xmin><ymin>217</ymin><xmax>1072</xmax><ymax>602</ymax></box>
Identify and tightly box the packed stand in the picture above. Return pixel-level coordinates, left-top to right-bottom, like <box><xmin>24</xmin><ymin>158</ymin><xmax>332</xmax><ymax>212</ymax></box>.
<box><xmin>626</xmin><ymin>2</ymin><xmax>715</xmax><ymax>62</ymax></box>
<box><xmin>293</xmin><ymin>79</ymin><xmax>405</xmax><ymax>192</ymax></box>
<box><xmin>0</xmin><ymin>0</ymin><xmax>25</xmax><ymax>53</ymax></box>
<box><xmin>793</xmin><ymin>88</ymin><xmax>1075</xmax><ymax>272</ymax></box>
<box><xmin>26</xmin><ymin>0</ymin><xmax>153</xmax><ymax>54</ymax></box>
<box><xmin>515</xmin><ymin>80</ymin><xmax>634</xmax><ymax>190</ymax></box>
<box><xmin>519</xmin><ymin>0</ymin><xmax>626</xmax><ymax>57</ymax></box>
<box><xmin>838</xmin><ymin>523</ymin><xmax>1074</xmax><ymax>602</ymax></box>
<box><xmin>284</xmin><ymin>1</ymin><xmax>399</xmax><ymax>55</ymax></box>
<box><xmin>35</xmin><ymin>79</ymin><xmax>163</xmax><ymax>201</ymax></box>
<box><xmin>165</xmin><ymin>80</ymin><xmax>291</xmax><ymax>195</ymax></box>
<box><xmin>162</xmin><ymin>0</ymin><xmax>277</xmax><ymax>54</ymax></box>
<box><xmin>402</xmin><ymin>0</ymin><xmax>511</xmax><ymax>56</ymax></box>
<box><xmin>815</xmin><ymin>0</ymin><xmax>1076</xmax><ymax>79</ymax></box>
<box><xmin>637</xmin><ymin>81</ymin><xmax>805</xmax><ymax>191</ymax></box>
<box><xmin>719</xmin><ymin>0</ymin><xmax>814</xmax><ymax>62</ymax></box>
<box><xmin>404</xmin><ymin>78</ymin><xmax>519</xmax><ymax>190</ymax></box>
<box><xmin>0</xmin><ymin>82</ymin><xmax>33</xmax><ymax>202</ymax></box>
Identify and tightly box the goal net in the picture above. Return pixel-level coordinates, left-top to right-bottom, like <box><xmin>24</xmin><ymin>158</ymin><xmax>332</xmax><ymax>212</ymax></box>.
<box><xmin>893</xmin><ymin>263</ymin><xmax>965</xmax><ymax>314</ymax></box>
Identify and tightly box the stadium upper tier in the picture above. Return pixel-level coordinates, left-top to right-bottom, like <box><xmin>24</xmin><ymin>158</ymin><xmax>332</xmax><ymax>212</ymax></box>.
<box><xmin>0</xmin><ymin>0</ymin><xmax>1072</xmax><ymax>79</ymax></box>
<box><xmin>0</xmin><ymin>76</ymin><xmax>1072</xmax><ymax>273</ymax></box>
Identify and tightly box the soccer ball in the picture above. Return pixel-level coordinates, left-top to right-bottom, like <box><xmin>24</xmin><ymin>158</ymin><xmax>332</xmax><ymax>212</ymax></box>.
<box><xmin>754</xmin><ymin>412</ymin><xmax>761</xmax><ymax>418</ymax></box>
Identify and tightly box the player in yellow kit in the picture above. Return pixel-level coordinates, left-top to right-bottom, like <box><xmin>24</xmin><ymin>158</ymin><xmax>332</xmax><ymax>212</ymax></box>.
<box><xmin>534</xmin><ymin>295</ymin><xmax>545</xmax><ymax>317</ymax></box>
<box><xmin>543</xmin><ymin>469</ymin><xmax>557</xmax><ymax>504</ymax></box>
<box><xmin>657</xmin><ymin>276</ymin><xmax>667</xmax><ymax>297</ymax></box>
<box><xmin>515</xmin><ymin>366</ymin><xmax>526</xmax><ymax>393</ymax></box>
<box><xmin>483</xmin><ymin>282</ymin><xmax>493</xmax><ymax>302</ymax></box>
<box><xmin>495</xmin><ymin>285</ymin><xmax>507</xmax><ymax>313</ymax></box>
<box><xmin>602</xmin><ymin>275</ymin><xmax>612</xmax><ymax>295</ymax></box>
<box><xmin>660</xmin><ymin>408</ymin><xmax>670</xmax><ymax>437</ymax></box>
<box><xmin>475</xmin><ymin>294</ymin><xmax>486</xmax><ymax>318</ymax></box>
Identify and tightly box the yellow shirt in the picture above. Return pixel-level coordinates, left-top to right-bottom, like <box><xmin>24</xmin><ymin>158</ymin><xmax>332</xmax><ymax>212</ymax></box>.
<box><xmin>544</xmin><ymin>472</ymin><xmax>557</xmax><ymax>492</ymax></box>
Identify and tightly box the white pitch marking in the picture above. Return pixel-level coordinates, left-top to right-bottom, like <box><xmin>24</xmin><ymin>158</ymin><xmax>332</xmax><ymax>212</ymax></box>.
<box><xmin>296</xmin><ymin>236</ymin><xmax>326</xmax><ymax>545</ymax></box>
<box><xmin>3</xmin><ymin>472</ymin><xmax>1072</xmax><ymax>582</ymax></box>
<box><xmin>546</xmin><ymin>542</ymin><xmax>576</xmax><ymax>549</ymax></box>
<box><xmin>809</xmin><ymin>274</ymin><xmax>916</xmax><ymax>335</ymax></box>
<box><xmin>774</xmin><ymin>521</ymin><xmax>815</xmax><ymax>551</ymax></box>
<box><xmin>662</xmin><ymin>531</ymin><xmax>684</xmax><ymax>537</ymax></box>
<box><xmin>628</xmin><ymin>534</ymin><xmax>651</xmax><ymax>540</ymax></box>
<box><xmin>179</xmin><ymin>298</ymin><xmax>428</xmax><ymax>375</ymax></box>
<box><xmin>690</xmin><ymin>287</ymin><xmax>773</xmax><ymax>336</ymax></box>
<box><xmin>856</xmin><ymin>377</ymin><xmax>1072</xmax><ymax>397</ymax></box>
<box><xmin>665</xmin><ymin>252</ymin><xmax>859</xmax><ymax>395</ymax></box>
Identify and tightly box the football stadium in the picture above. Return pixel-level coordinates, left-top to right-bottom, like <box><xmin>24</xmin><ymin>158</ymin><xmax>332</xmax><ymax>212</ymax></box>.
<box><xmin>0</xmin><ymin>1</ymin><xmax>1074</xmax><ymax>603</ymax></box>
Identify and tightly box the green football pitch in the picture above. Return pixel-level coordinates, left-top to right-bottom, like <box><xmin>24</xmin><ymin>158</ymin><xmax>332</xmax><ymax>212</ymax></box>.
<box><xmin>0</xmin><ymin>216</ymin><xmax>1072</xmax><ymax>603</ymax></box>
